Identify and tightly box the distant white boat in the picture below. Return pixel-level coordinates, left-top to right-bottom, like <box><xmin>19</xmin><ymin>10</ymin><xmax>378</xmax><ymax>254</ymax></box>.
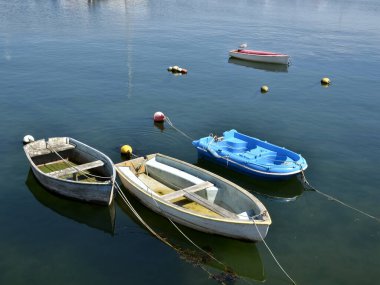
<box><xmin>229</xmin><ymin>49</ymin><xmax>289</xmax><ymax>65</ymax></box>
<box><xmin>115</xmin><ymin>153</ymin><xmax>271</xmax><ymax>242</ymax></box>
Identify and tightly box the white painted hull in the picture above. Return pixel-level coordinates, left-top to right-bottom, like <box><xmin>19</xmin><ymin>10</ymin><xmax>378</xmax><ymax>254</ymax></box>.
<box><xmin>229</xmin><ymin>50</ymin><xmax>289</xmax><ymax>65</ymax></box>
<box><xmin>116</xmin><ymin>154</ymin><xmax>271</xmax><ymax>242</ymax></box>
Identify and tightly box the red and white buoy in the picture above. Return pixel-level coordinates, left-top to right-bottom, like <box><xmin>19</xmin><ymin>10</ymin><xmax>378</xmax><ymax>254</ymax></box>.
<box><xmin>153</xmin><ymin>111</ymin><xmax>165</xmax><ymax>122</ymax></box>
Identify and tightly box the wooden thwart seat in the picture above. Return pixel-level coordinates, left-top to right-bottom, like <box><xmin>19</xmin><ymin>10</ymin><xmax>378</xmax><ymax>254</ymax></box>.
<box><xmin>29</xmin><ymin>144</ymin><xmax>75</xmax><ymax>158</ymax></box>
<box><xmin>161</xmin><ymin>181</ymin><xmax>214</xmax><ymax>201</ymax></box>
<box><xmin>49</xmin><ymin>160</ymin><xmax>104</xmax><ymax>178</ymax></box>
<box><xmin>162</xmin><ymin>181</ymin><xmax>238</xmax><ymax>219</ymax></box>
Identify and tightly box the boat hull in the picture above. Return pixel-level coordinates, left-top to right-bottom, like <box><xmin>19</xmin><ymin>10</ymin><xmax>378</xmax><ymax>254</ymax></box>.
<box><xmin>116</xmin><ymin>154</ymin><xmax>271</xmax><ymax>242</ymax></box>
<box><xmin>24</xmin><ymin>138</ymin><xmax>115</xmax><ymax>205</ymax></box>
<box><xmin>229</xmin><ymin>50</ymin><xmax>289</xmax><ymax>65</ymax></box>
<box><xmin>193</xmin><ymin>130</ymin><xmax>307</xmax><ymax>180</ymax></box>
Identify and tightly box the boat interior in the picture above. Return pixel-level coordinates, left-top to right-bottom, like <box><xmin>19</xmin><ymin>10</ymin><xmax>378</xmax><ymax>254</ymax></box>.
<box><xmin>117</xmin><ymin>155</ymin><xmax>264</xmax><ymax>221</ymax></box>
<box><xmin>25</xmin><ymin>138</ymin><xmax>109</xmax><ymax>183</ymax></box>
<box><xmin>208</xmin><ymin>131</ymin><xmax>299</xmax><ymax>166</ymax></box>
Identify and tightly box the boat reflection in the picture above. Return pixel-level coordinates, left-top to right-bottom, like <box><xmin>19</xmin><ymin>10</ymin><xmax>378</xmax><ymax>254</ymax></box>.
<box><xmin>25</xmin><ymin>170</ymin><xmax>116</xmax><ymax>235</ymax></box>
<box><xmin>153</xmin><ymin>121</ymin><xmax>165</xmax><ymax>132</ymax></box>
<box><xmin>228</xmin><ymin>57</ymin><xmax>289</xmax><ymax>73</ymax></box>
<box><xmin>195</xmin><ymin>159</ymin><xmax>304</xmax><ymax>201</ymax></box>
<box><xmin>117</xmin><ymin>192</ymin><xmax>265</xmax><ymax>282</ymax></box>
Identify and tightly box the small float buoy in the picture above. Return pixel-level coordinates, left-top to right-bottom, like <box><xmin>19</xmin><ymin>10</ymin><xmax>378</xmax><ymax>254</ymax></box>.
<box><xmin>23</xmin><ymin>135</ymin><xmax>35</xmax><ymax>144</ymax></box>
<box><xmin>168</xmin><ymin>65</ymin><xmax>187</xmax><ymax>75</ymax></box>
<box><xmin>120</xmin><ymin>145</ymin><xmax>133</xmax><ymax>155</ymax></box>
<box><xmin>321</xmin><ymin>77</ymin><xmax>331</xmax><ymax>85</ymax></box>
<box><xmin>261</xmin><ymin>85</ymin><xmax>269</xmax><ymax>93</ymax></box>
<box><xmin>153</xmin><ymin>111</ymin><xmax>165</xmax><ymax>122</ymax></box>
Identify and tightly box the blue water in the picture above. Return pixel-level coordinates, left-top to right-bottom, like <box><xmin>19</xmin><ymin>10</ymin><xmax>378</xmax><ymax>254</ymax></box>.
<box><xmin>1</xmin><ymin>0</ymin><xmax>380</xmax><ymax>284</ymax></box>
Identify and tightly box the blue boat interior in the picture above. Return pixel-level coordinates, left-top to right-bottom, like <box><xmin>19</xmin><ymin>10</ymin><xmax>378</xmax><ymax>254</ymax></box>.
<box><xmin>193</xmin><ymin>130</ymin><xmax>305</xmax><ymax>170</ymax></box>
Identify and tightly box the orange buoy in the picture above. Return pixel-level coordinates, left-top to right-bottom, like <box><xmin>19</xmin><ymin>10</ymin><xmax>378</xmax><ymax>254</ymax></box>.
<box><xmin>153</xmin><ymin>111</ymin><xmax>165</xmax><ymax>122</ymax></box>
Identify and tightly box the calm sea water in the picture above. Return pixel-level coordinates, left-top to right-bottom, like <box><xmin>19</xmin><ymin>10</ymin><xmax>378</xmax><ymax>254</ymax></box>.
<box><xmin>1</xmin><ymin>0</ymin><xmax>379</xmax><ymax>284</ymax></box>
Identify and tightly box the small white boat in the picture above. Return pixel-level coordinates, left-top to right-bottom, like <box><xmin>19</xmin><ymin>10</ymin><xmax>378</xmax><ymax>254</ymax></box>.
<box><xmin>24</xmin><ymin>137</ymin><xmax>116</xmax><ymax>205</ymax></box>
<box><xmin>229</xmin><ymin>48</ymin><xmax>289</xmax><ymax>65</ymax></box>
<box><xmin>115</xmin><ymin>153</ymin><xmax>271</xmax><ymax>242</ymax></box>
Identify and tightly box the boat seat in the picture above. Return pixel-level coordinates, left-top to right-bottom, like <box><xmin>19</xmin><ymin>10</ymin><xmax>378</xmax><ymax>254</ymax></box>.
<box><xmin>138</xmin><ymin>173</ymin><xmax>175</xmax><ymax>195</ymax></box>
<box><xmin>161</xmin><ymin>181</ymin><xmax>214</xmax><ymax>201</ymax></box>
<box><xmin>177</xmin><ymin>192</ymin><xmax>238</xmax><ymax>219</ymax></box>
<box><xmin>161</xmin><ymin>181</ymin><xmax>237</xmax><ymax>219</ymax></box>
<box><xmin>49</xmin><ymin>160</ymin><xmax>104</xmax><ymax>178</ymax></box>
<box><xmin>29</xmin><ymin>144</ymin><xmax>75</xmax><ymax>158</ymax></box>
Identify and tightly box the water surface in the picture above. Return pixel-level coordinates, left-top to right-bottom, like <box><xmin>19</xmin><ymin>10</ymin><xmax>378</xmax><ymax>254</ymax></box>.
<box><xmin>1</xmin><ymin>0</ymin><xmax>379</xmax><ymax>284</ymax></box>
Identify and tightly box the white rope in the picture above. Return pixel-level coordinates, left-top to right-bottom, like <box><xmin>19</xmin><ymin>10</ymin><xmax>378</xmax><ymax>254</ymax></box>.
<box><xmin>115</xmin><ymin>179</ymin><xmax>237</xmax><ymax>283</ymax></box>
<box><xmin>300</xmin><ymin>172</ymin><xmax>380</xmax><ymax>223</ymax></box>
<box><xmin>165</xmin><ymin>116</ymin><xmax>194</xmax><ymax>141</ymax></box>
<box><xmin>115</xmin><ymin>181</ymin><xmax>173</xmax><ymax>247</ymax></box>
<box><xmin>252</xmin><ymin>222</ymin><xmax>297</xmax><ymax>285</ymax></box>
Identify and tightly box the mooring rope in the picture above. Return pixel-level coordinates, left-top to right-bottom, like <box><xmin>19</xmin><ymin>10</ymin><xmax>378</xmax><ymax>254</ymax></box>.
<box><xmin>165</xmin><ymin>116</ymin><xmax>194</xmax><ymax>141</ymax></box>
<box><xmin>252</xmin><ymin>222</ymin><xmax>297</xmax><ymax>285</ymax></box>
<box><xmin>143</xmin><ymin>160</ymin><xmax>227</xmax><ymax>267</ymax></box>
<box><xmin>115</xmin><ymin>181</ymin><xmax>173</xmax><ymax>247</ymax></box>
<box><xmin>300</xmin><ymin>171</ymin><xmax>380</xmax><ymax>223</ymax></box>
<box><xmin>115</xmin><ymin>179</ymin><xmax>236</xmax><ymax>284</ymax></box>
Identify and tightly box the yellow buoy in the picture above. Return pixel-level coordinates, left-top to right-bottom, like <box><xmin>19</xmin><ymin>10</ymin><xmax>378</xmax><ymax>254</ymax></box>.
<box><xmin>261</xmin><ymin>85</ymin><xmax>269</xmax><ymax>93</ymax></box>
<box><xmin>120</xmin><ymin>145</ymin><xmax>133</xmax><ymax>155</ymax></box>
<box><xmin>321</xmin><ymin>77</ymin><xmax>330</xmax><ymax>85</ymax></box>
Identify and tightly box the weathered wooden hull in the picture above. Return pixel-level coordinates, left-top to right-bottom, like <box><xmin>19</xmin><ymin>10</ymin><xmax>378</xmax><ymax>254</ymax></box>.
<box><xmin>116</xmin><ymin>154</ymin><xmax>271</xmax><ymax>242</ymax></box>
<box><xmin>24</xmin><ymin>137</ymin><xmax>115</xmax><ymax>205</ymax></box>
<box><xmin>229</xmin><ymin>50</ymin><xmax>289</xmax><ymax>65</ymax></box>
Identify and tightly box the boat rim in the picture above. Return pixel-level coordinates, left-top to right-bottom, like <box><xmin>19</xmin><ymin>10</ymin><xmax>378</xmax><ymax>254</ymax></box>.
<box><xmin>229</xmin><ymin>49</ymin><xmax>288</xmax><ymax>57</ymax></box>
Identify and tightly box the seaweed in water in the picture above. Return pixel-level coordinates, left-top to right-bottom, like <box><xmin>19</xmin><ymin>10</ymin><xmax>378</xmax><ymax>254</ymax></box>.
<box><xmin>176</xmin><ymin>247</ymin><xmax>239</xmax><ymax>285</ymax></box>
<box><xmin>177</xmin><ymin>247</ymin><xmax>211</xmax><ymax>265</ymax></box>
<box><xmin>210</xmin><ymin>267</ymin><xmax>238</xmax><ymax>284</ymax></box>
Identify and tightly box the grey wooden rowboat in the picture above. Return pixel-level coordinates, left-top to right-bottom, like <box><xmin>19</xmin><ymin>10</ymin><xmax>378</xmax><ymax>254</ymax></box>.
<box><xmin>115</xmin><ymin>153</ymin><xmax>271</xmax><ymax>242</ymax></box>
<box><xmin>23</xmin><ymin>137</ymin><xmax>116</xmax><ymax>205</ymax></box>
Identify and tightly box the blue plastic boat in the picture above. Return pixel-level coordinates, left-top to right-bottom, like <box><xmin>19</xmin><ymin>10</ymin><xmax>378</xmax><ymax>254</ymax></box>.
<box><xmin>192</xmin><ymin>129</ymin><xmax>308</xmax><ymax>179</ymax></box>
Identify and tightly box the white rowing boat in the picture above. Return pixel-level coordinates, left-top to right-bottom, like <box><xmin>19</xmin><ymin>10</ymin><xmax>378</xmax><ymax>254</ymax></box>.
<box><xmin>115</xmin><ymin>153</ymin><xmax>271</xmax><ymax>242</ymax></box>
<box><xmin>229</xmin><ymin>49</ymin><xmax>289</xmax><ymax>65</ymax></box>
<box><xmin>24</xmin><ymin>137</ymin><xmax>115</xmax><ymax>205</ymax></box>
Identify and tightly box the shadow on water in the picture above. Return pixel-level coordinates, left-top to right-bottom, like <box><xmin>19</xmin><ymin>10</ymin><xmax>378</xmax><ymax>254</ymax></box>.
<box><xmin>195</xmin><ymin>159</ymin><xmax>304</xmax><ymax>201</ymax></box>
<box><xmin>153</xmin><ymin>121</ymin><xmax>165</xmax><ymax>132</ymax></box>
<box><xmin>228</xmin><ymin>57</ymin><xmax>289</xmax><ymax>73</ymax></box>
<box><xmin>25</xmin><ymin>170</ymin><xmax>116</xmax><ymax>235</ymax></box>
<box><xmin>116</xmin><ymin>192</ymin><xmax>265</xmax><ymax>283</ymax></box>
